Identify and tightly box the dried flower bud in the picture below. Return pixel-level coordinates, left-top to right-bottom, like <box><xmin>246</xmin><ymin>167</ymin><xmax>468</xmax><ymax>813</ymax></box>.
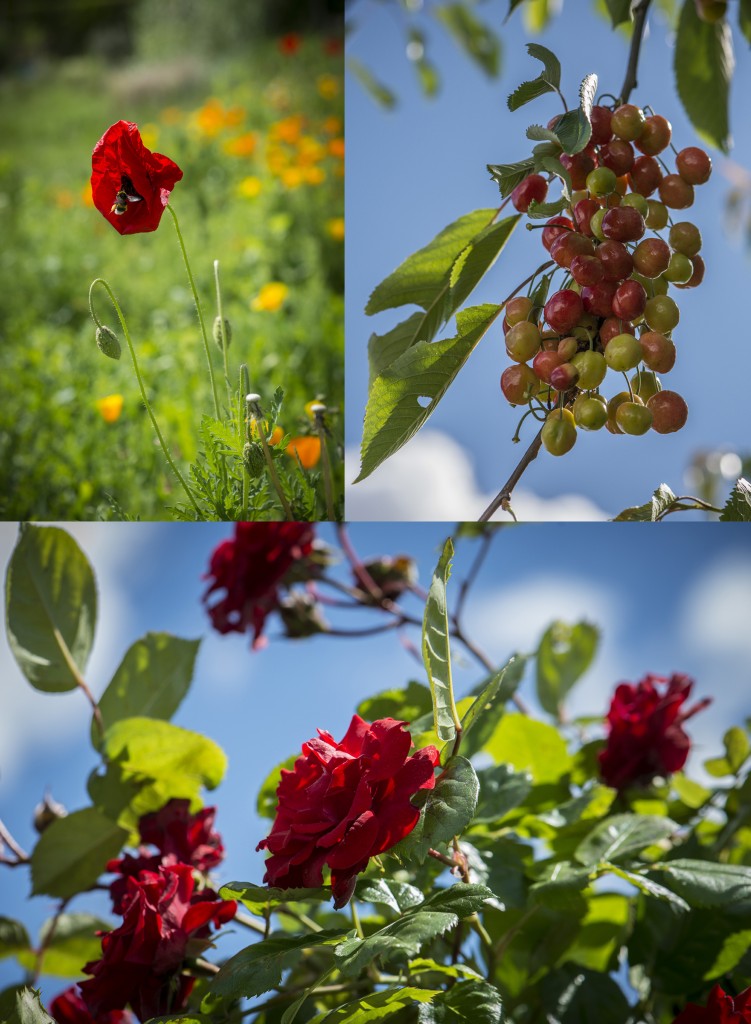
<box><xmin>213</xmin><ymin>315</ymin><xmax>232</xmax><ymax>351</ymax></box>
<box><xmin>96</xmin><ymin>325</ymin><xmax>121</xmax><ymax>360</ymax></box>
<box><xmin>34</xmin><ymin>792</ymin><xmax>67</xmax><ymax>833</ymax></box>
<box><xmin>278</xmin><ymin>592</ymin><xmax>328</xmax><ymax>638</ymax></box>
<box><xmin>358</xmin><ymin>555</ymin><xmax>418</xmax><ymax>604</ymax></box>
<box><xmin>243</xmin><ymin>441</ymin><xmax>266</xmax><ymax>477</ymax></box>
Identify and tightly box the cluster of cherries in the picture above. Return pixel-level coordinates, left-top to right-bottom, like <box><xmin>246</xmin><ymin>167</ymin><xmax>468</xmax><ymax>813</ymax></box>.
<box><xmin>499</xmin><ymin>101</ymin><xmax>709</xmax><ymax>456</ymax></box>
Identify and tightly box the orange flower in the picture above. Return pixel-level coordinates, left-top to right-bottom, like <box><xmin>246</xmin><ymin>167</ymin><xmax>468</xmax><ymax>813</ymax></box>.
<box><xmin>251</xmin><ymin>282</ymin><xmax>289</xmax><ymax>312</ymax></box>
<box><xmin>286</xmin><ymin>436</ymin><xmax>321</xmax><ymax>469</ymax></box>
<box><xmin>270</xmin><ymin>115</ymin><xmax>305</xmax><ymax>145</ymax></box>
<box><xmin>328</xmin><ymin>137</ymin><xmax>345</xmax><ymax>160</ymax></box>
<box><xmin>224</xmin><ymin>132</ymin><xmax>258</xmax><ymax>157</ymax></box>
<box><xmin>95</xmin><ymin>394</ymin><xmax>124</xmax><ymax>423</ymax></box>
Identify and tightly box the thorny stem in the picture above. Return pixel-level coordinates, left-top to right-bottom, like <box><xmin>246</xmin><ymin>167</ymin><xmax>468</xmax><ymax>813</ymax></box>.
<box><xmin>166</xmin><ymin>204</ymin><xmax>221</xmax><ymax>420</ymax></box>
<box><xmin>89</xmin><ymin>279</ymin><xmax>202</xmax><ymax>516</ymax></box>
<box><xmin>214</xmin><ymin>259</ymin><xmax>233</xmax><ymax>410</ymax></box>
<box><xmin>619</xmin><ymin>0</ymin><xmax>653</xmax><ymax>105</ymax></box>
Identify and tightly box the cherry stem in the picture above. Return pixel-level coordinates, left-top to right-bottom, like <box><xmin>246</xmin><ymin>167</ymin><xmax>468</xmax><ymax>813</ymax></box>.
<box><xmin>477</xmin><ymin>430</ymin><xmax>543</xmax><ymax>523</ymax></box>
<box><xmin>653</xmin><ymin>496</ymin><xmax>723</xmax><ymax>521</ymax></box>
<box><xmin>0</xmin><ymin>819</ymin><xmax>28</xmax><ymax>864</ymax></box>
<box><xmin>618</xmin><ymin>0</ymin><xmax>653</xmax><ymax>105</ymax></box>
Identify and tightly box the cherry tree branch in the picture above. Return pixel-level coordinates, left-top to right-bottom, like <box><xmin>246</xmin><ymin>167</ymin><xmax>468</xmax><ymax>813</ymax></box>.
<box><xmin>619</xmin><ymin>0</ymin><xmax>653</xmax><ymax>105</ymax></box>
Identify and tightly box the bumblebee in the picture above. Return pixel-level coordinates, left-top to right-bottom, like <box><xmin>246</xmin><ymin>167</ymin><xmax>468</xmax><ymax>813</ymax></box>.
<box><xmin>111</xmin><ymin>174</ymin><xmax>143</xmax><ymax>216</ymax></box>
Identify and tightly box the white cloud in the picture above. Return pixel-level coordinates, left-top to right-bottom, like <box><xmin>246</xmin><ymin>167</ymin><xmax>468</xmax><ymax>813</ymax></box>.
<box><xmin>681</xmin><ymin>554</ymin><xmax>751</xmax><ymax>660</ymax></box>
<box><xmin>0</xmin><ymin>524</ymin><xmax>159</xmax><ymax>792</ymax></box>
<box><xmin>346</xmin><ymin>431</ymin><xmax>608</xmax><ymax>522</ymax></box>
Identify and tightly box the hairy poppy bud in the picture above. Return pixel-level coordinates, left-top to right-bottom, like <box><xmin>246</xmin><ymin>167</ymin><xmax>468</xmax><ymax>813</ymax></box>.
<box><xmin>33</xmin><ymin>792</ymin><xmax>67</xmax><ymax>833</ymax></box>
<box><xmin>278</xmin><ymin>592</ymin><xmax>328</xmax><ymax>638</ymax></box>
<box><xmin>243</xmin><ymin>441</ymin><xmax>265</xmax><ymax>477</ymax></box>
<box><xmin>96</xmin><ymin>325</ymin><xmax>121</xmax><ymax>360</ymax></box>
<box><xmin>213</xmin><ymin>315</ymin><xmax>232</xmax><ymax>351</ymax></box>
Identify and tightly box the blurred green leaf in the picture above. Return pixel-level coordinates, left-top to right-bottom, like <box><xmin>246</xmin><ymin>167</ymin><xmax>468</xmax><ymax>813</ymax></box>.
<box><xmin>399</xmin><ymin>756</ymin><xmax>479</xmax><ymax>861</ymax></box>
<box><xmin>539</xmin><ymin>965</ymin><xmax>631</xmax><ymax>1024</ymax></box>
<box><xmin>474</xmin><ymin>764</ymin><xmax>533</xmax><ymax>823</ymax></box>
<box><xmin>0</xmin><ymin>918</ymin><xmax>30</xmax><ymax>961</ymax></box>
<box><xmin>6</xmin><ymin>524</ymin><xmax>97</xmax><ymax>693</ymax></box>
<box><xmin>741</xmin><ymin>0</ymin><xmax>751</xmax><ymax>44</ymax></box>
<box><xmin>94</xmin><ymin>632</ymin><xmax>200</xmax><ymax>747</ymax></box>
<box><xmin>423</xmin><ymin>538</ymin><xmax>458</xmax><ymax>743</ymax></box>
<box><xmin>674</xmin><ymin>0</ymin><xmax>733</xmax><ymax>153</ymax></box>
<box><xmin>16</xmin><ymin>914</ymin><xmax>110</xmax><ymax>978</ymax></box>
<box><xmin>720</xmin><ymin>478</ymin><xmax>751</xmax><ymax>521</ymax></box>
<box><xmin>359</xmin><ymin>680</ymin><xmax>433</xmax><ymax>724</ymax></box>
<box><xmin>486</xmin><ymin>713</ymin><xmax>572</xmax><ymax>783</ymax></box>
<box><xmin>30</xmin><ymin>808</ymin><xmax>127</xmax><ymax>899</ymax></box>
<box><xmin>256</xmin><ymin>753</ymin><xmax>297</xmax><ymax>819</ymax></box>
<box><xmin>725</xmin><ymin>726</ymin><xmax>751</xmax><ymax>772</ymax></box>
<box><xmin>575</xmin><ymin>814</ymin><xmax>677</xmax><ymax>866</ymax></box>
<box><xmin>418</xmin><ymin>980</ymin><xmax>503</xmax><ymax>1022</ymax></box>
<box><xmin>536</xmin><ymin>621</ymin><xmax>599</xmax><ymax>717</ymax></box>
<box><xmin>357</xmin><ymin>303</ymin><xmax>502</xmax><ymax>482</ymax></box>
<box><xmin>434</xmin><ymin>4</ymin><xmax>501</xmax><ymax>77</ymax></box>
<box><xmin>461</xmin><ymin>653</ymin><xmax>529</xmax><ymax>757</ymax></box>
<box><xmin>347</xmin><ymin>58</ymin><xmax>397</xmax><ymax>110</ymax></box>
<box><xmin>604</xmin><ymin>863</ymin><xmax>690</xmax><ymax>911</ymax></box>
<box><xmin>705</xmin><ymin>928</ymin><xmax>751</xmax><ymax>978</ymax></box>
<box><xmin>310</xmin><ymin>987</ymin><xmax>440</xmax><ymax>1023</ymax></box>
<box><xmin>603</xmin><ymin>0</ymin><xmax>632</xmax><ymax>27</ymax></box>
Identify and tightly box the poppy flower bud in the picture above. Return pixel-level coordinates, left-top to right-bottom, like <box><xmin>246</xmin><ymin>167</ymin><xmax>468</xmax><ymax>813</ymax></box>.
<box><xmin>278</xmin><ymin>592</ymin><xmax>328</xmax><ymax>638</ymax></box>
<box><xmin>33</xmin><ymin>792</ymin><xmax>67</xmax><ymax>833</ymax></box>
<box><xmin>213</xmin><ymin>315</ymin><xmax>232</xmax><ymax>351</ymax></box>
<box><xmin>358</xmin><ymin>555</ymin><xmax>418</xmax><ymax>604</ymax></box>
<box><xmin>96</xmin><ymin>325</ymin><xmax>121</xmax><ymax>360</ymax></box>
<box><xmin>243</xmin><ymin>441</ymin><xmax>266</xmax><ymax>477</ymax></box>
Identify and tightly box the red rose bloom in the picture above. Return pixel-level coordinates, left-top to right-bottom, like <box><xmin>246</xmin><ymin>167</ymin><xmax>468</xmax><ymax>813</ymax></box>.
<box><xmin>108</xmin><ymin>799</ymin><xmax>224</xmax><ymax>913</ymax></box>
<box><xmin>673</xmin><ymin>985</ymin><xmax>751</xmax><ymax>1023</ymax></box>
<box><xmin>203</xmin><ymin>522</ymin><xmax>315</xmax><ymax>648</ymax></box>
<box><xmin>79</xmin><ymin>864</ymin><xmax>236</xmax><ymax>1021</ymax></box>
<box><xmin>598</xmin><ymin>673</ymin><xmax>711</xmax><ymax>790</ymax></box>
<box><xmin>91</xmin><ymin>121</ymin><xmax>183</xmax><ymax>235</ymax></box>
<box><xmin>258</xmin><ymin>715</ymin><xmax>440</xmax><ymax>909</ymax></box>
<box><xmin>50</xmin><ymin>987</ymin><xmax>132</xmax><ymax>1024</ymax></box>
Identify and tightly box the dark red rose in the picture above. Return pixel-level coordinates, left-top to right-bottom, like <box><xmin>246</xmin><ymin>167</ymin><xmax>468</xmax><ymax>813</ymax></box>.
<box><xmin>50</xmin><ymin>987</ymin><xmax>132</xmax><ymax>1024</ymax></box>
<box><xmin>672</xmin><ymin>985</ymin><xmax>751</xmax><ymax>1023</ymax></box>
<box><xmin>203</xmin><ymin>522</ymin><xmax>315</xmax><ymax>648</ymax></box>
<box><xmin>598</xmin><ymin>673</ymin><xmax>711</xmax><ymax>790</ymax></box>
<box><xmin>257</xmin><ymin>715</ymin><xmax>440</xmax><ymax>909</ymax></box>
<box><xmin>79</xmin><ymin>864</ymin><xmax>236</xmax><ymax>1021</ymax></box>
<box><xmin>91</xmin><ymin>121</ymin><xmax>183</xmax><ymax>235</ymax></box>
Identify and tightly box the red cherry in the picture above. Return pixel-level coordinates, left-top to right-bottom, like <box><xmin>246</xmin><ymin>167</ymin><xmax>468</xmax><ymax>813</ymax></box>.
<box><xmin>511</xmin><ymin>174</ymin><xmax>549</xmax><ymax>213</ymax></box>
<box><xmin>570</xmin><ymin>253</ymin><xmax>605</xmax><ymax>287</ymax></box>
<box><xmin>501</xmin><ymin>364</ymin><xmax>541</xmax><ymax>404</ymax></box>
<box><xmin>634</xmin><ymin>114</ymin><xmax>672</xmax><ymax>156</ymax></box>
<box><xmin>573</xmin><ymin>198</ymin><xmax>600</xmax><ymax>237</ymax></box>
<box><xmin>599</xmin><ymin>140</ymin><xmax>635</xmax><ymax>177</ymax></box>
<box><xmin>632</xmin><ymin>237</ymin><xmax>671</xmax><ymax>278</ymax></box>
<box><xmin>600</xmin><ymin>316</ymin><xmax>635</xmax><ymax>346</ymax></box>
<box><xmin>590</xmin><ymin>105</ymin><xmax>614</xmax><ymax>145</ymax></box>
<box><xmin>542</xmin><ymin>216</ymin><xmax>574</xmax><ymax>252</ymax></box>
<box><xmin>544</xmin><ymin>289</ymin><xmax>584</xmax><ymax>334</ymax></box>
<box><xmin>647</xmin><ymin>390</ymin><xmax>688</xmax><ymax>433</ymax></box>
<box><xmin>505</xmin><ymin>296</ymin><xmax>534</xmax><ymax>325</ymax></box>
<box><xmin>675</xmin><ymin>254</ymin><xmax>705</xmax><ymax>289</ymax></box>
<box><xmin>532</xmin><ymin>350</ymin><xmax>564</xmax><ymax>384</ymax></box>
<box><xmin>596</xmin><ymin>240</ymin><xmax>634</xmax><ymax>281</ymax></box>
<box><xmin>611</xmin><ymin>104</ymin><xmax>646</xmax><ymax>142</ymax></box>
<box><xmin>550</xmin><ymin>231</ymin><xmax>595</xmax><ymax>269</ymax></box>
<box><xmin>550</xmin><ymin>362</ymin><xmax>580</xmax><ymax>392</ymax></box>
<box><xmin>612</xmin><ymin>279</ymin><xmax>647</xmax><ymax>320</ymax></box>
<box><xmin>581</xmin><ymin>280</ymin><xmax>617</xmax><ymax>318</ymax></box>
<box><xmin>601</xmin><ymin>206</ymin><xmax>646</xmax><ymax>242</ymax></box>
<box><xmin>560</xmin><ymin>152</ymin><xmax>596</xmax><ymax>191</ymax></box>
<box><xmin>640</xmin><ymin>331</ymin><xmax>676</xmax><ymax>372</ymax></box>
<box><xmin>629</xmin><ymin>155</ymin><xmax>663</xmax><ymax>197</ymax></box>
<box><xmin>676</xmin><ymin>146</ymin><xmax>712</xmax><ymax>185</ymax></box>
<box><xmin>658</xmin><ymin>174</ymin><xmax>694</xmax><ymax>209</ymax></box>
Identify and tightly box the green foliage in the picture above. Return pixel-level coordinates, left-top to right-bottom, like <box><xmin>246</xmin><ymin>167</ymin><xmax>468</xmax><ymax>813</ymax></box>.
<box><xmin>399</xmin><ymin>757</ymin><xmax>479</xmax><ymax>862</ymax></box>
<box><xmin>0</xmin><ymin>919</ymin><xmax>31</xmax><ymax>962</ymax></box>
<box><xmin>347</xmin><ymin>58</ymin><xmax>397</xmax><ymax>110</ymax></box>
<box><xmin>422</xmin><ymin>539</ymin><xmax>458</xmax><ymax>743</ymax></box>
<box><xmin>473</xmin><ymin>764</ymin><xmax>533</xmax><ymax>824</ymax></box>
<box><xmin>554</xmin><ymin>73</ymin><xmax>597</xmax><ymax>155</ymax></box>
<box><xmin>219</xmin><ymin>883</ymin><xmax>333</xmax><ymax>916</ymax></box>
<box><xmin>720</xmin><ymin>478</ymin><xmax>751</xmax><ymax>521</ymax></box>
<box><xmin>507</xmin><ymin>43</ymin><xmax>561</xmax><ymax>111</ymax></box>
<box><xmin>741</xmin><ymin>0</ymin><xmax>751</xmax><ymax>44</ymax></box>
<box><xmin>574</xmin><ymin>814</ymin><xmax>677</xmax><ymax>865</ymax></box>
<box><xmin>535</xmin><ymin>621</ymin><xmax>599</xmax><ymax>718</ymax></box>
<box><xmin>433</xmin><ymin>4</ymin><xmax>501</xmax><ymax>77</ymax></box>
<box><xmin>651</xmin><ymin>859</ymin><xmax>751</xmax><ymax>912</ymax></box>
<box><xmin>7</xmin><ymin>988</ymin><xmax>56</xmax><ymax>1024</ymax></box>
<box><xmin>603</xmin><ymin>0</ymin><xmax>633</xmax><ymax>28</ymax></box>
<box><xmin>30</xmin><ymin>808</ymin><xmax>128</xmax><ymax>899</ymax></box>
<box><xmin>674</xmin><ymin>0</ymin><xmax>734</xmax><ymax>153</ymax></box>
<box><xmin>418</xmin><ymin>980</ymin><xmax>503</xmax><ymax>1022</ymax></box>
<box><xmin>613</xmin><ymin>483</ymin><xmax>681</xmax><ymax>521</ymax></box>
<box><xmin>461</xmin><ymin>654</ymin><xmax>528</xmax><ymax>756</ymax></box>
<box><xmin>310</xmin><ymin>987</ymin><xmax>440</xmax><ymax>1023</ymax></box>
<box><xmin>16</xmin><ymin>914</ymin><xmax>111</xmax><ymax>978</ymax></box>
<box><xmin>486</xmin><ymin>713</ymin><xmax>572</xmax><ymax>784</ymax></box>
<box><xmin>5</xmin><ymin>524</ymin><xmax>97</xmax><ymax>693</ymax></box>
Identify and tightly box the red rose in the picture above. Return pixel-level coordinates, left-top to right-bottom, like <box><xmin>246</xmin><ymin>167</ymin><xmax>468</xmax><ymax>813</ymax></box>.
<box><xmin>79</xmin><ymin>864</ymin><xmax>236</xmax><ymax>1020</ymax></box>
<box><xmin>50</xmin><ymin>987</ymin><xmax>132</xmax><ymax>1024</ymax></box>
<box><xmin>91</xmin><ymin>121</ymin><xmax>183</xmax><ymax>235</ymax></box>
<box><xmin>673</xmin><ymin>985</ymin><xmax>751</xmax><ymax>1023</ymax></box>
<box><xmin>257</xmin><ymin>715</ymin><xmax>440</xmax><ymax>909</ymax></box>
<box><xmin>107</xmin><ymin>799</ymin><xmax>224</xmax><ymax>913</ymax></box>
<box><xmin>598</xmin><ymin>673</ymin><xmax>711</xmax><ymax>790</ymax></box>
<box><xmin>203</xmin><ymin>522</ymin><xmax>315</xmax><ymax>648</ymax></box>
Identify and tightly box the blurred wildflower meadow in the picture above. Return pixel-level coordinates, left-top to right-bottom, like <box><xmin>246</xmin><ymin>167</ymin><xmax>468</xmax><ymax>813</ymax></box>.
<box><xmin>0</xmin><ymin>0</ymin><xmax>344</xmax><ymax>520</ymax></box>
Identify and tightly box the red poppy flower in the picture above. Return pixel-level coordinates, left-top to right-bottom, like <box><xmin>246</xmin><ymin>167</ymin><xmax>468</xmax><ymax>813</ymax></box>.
<box><xmin>278</xmin><ymin>33</ymin><xmax>302</xmax><ymax>55</ymax></box>
<box><xmin>257</xmin><ymin>715</ymin><xmax>441</xmax><ymax>909</ymax></box>
<box><xmin>203</xmin><ymin>522</ymin><xmax>315</xmax><ymax>648</ymax></box>
<box><xmin>598</xmin><ymin>673</ymin><xmax>711</xmax><ymax>790</ymax></box>
<box><xmin>50</xmin><ymin>986</ymin><xmax>133</xmax><ymax>1024</ymax></box>
<box><xmin>672</xmin><ymin>985</ymin><xmax>751</xmax><ymax>1023</ymax></box>
<box><xmin>91</xmin><ymin>121</ymin><xmax>183</xmax><ymax>235</ymax></box>
<box><xmin>79</xmin><ymin>864</ymin><xmax>236</xmax><ymax>1021</ymax></box>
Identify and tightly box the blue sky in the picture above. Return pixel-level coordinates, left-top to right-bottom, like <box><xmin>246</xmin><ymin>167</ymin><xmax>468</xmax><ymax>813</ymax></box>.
<box><xmin>345</xmin><ymin>0</ymin><xmax>751</xmax><ymax>520</ymax></box>
<box><xmin>1</xmin><ymin>521</ymin><xmax>751</xmax><ymax>1001</ymax></box>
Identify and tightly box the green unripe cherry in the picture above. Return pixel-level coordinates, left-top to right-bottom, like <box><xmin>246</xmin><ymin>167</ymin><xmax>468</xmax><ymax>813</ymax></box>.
<box><xmin>590</xmin><ymin>209</ymin><xmax>607</xmax><ymax>242</ymax></box>
<box><xmin>662</xmin><ymin>252</ymin><xmax>693</xmax><ymax>284</ymax></box>
<box><xmin>571</xmin><ymin>350</ymin><xmax>607</xmax><ymax>389</ymax></box>
<box><xmin>645</xmin><ymin>200</ymin><xmax>669</xmax><ymax>229</ymax></box>
<box><xmin>574</xmin><ymin>394</ymin><xmax>608</xmax><ymax>431</ymax></box>
<box><xmin>644</xmin><ymin>294</ymin><xmax>680</xmax><ymax>333</ymax></box>
<box><xmin>616</xmin><ymin>401</ymin><xmax>653</xmax><ymax>435</ymax></box>
<box><xmin>622</xmin><ymin>193</ymin><xmax>649</xmax><ymax>217</ymax></box>
<box><xmin>541</xmin><ymin>408</ymin><xmax>577</xmax><ymax>456</ymax></box>
<box><xmin>604</xmin><ymin>333</ymin><xmax>643</xmax><ymax>371</ymax></box>
<box><xmin>586</xmin><ymin>167</ymin><xmax>618</xmax><ymax>196</ymax></box>
<box><xmin>631</xmin><ymin>370</ymin><xmax>661</xmax><ymax>402</ymax></box>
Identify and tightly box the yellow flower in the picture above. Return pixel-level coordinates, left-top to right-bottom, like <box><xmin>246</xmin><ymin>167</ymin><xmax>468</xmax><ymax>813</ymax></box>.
<box><xmin>194</xmin><ymin>98</ymin><xmax>226</xmax><ymax>137</ymax></box>
<box><xmin>140</xmin><ymin>123</ymin><xmax>159</xmax><ymax>150</ymax></box>
<box><xmin>280</xmin><ymin>167</ymin><xmax>304</xmax><ymax>189</ymax></box>
<box><xmin>224</xmin><ymin>105</ymin><xmax>246</xmax><ymax>127</ymax></box>
<box><xmin>301</xmin><ymin>166</ymin><xmax>325</xmax><ymax>186</ymax></box>
<box><xmin>317</xmin><ymin>74</ymin><xmax>340</xmax><ymax>100</ymax></box>
<box><xmin>223</xmin><ymin>131</ymin><xmax>258</xmax><ymax>157</ymax></box>
<box><xmin>297</xmin><ymin>136</ymin><xmax>326</xmax><ymax>163</ymax></box>
<box><xmin>286</xmin><ymin>435</ymin><xmax>321</xmax><ymax>469</ymax></box>
<box><xmin>326</xmin><ymin>217</ymin><xmax>344</xmax><ymax>241</ymax></box>
<box><xmin>237</xmin><ymin>176</ymin><xmax>263</xmax><ymax>199</ymax></box>
<box><xmin>250</xmin><ymin>418</ymin><xmax>284</xmax><ymax>445</ymax></box>
<box><xmin>251</xmin><ymin>282</ymin><xmax>289</xmax><ymax>312</ymax></box>
<box><xmin>161</xmin><ymin>106</ymin><xmax>184</xmax><ymax>125</ymax></box>
<box><xmin>96</xmin><ymin>394</ymin><xmax>123</xmax><ymax>423</ymax></box>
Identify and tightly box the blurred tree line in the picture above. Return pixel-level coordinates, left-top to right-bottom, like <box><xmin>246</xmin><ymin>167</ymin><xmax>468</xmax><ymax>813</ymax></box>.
<box><xmin>0</xmin><ymin>0</ymin><xmax>343</xmax><ymax>73</ymax></box>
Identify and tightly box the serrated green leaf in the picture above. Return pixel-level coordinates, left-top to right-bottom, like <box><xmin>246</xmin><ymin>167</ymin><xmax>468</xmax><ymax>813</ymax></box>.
<box><xmin>603</xmin><ymin>863</ymin><xmax>691</xmax><ymax>912</ymax></box>
<box><xmin>539</xmin><ymin>966</ymin><xmax>631</xmax><ymax>1024</ymax></box>
<box><xmin>488</xmin><ymin>160</ymin><xmax>536</xmax><ymax>197</ymax></box>
<box><xmin>575</xmin><ymin>814</ymin><xmax>677</xmax><ymax>866</ymax></box>
<box><xmin>368</xmin><ymin>314</ymin><xmax>430</xmax><ymax>386</ymax></box>
<box><xmin>526</xmin><ymin>124</ymin><xmax>562</xmax><ymax>144</ymax></box>
<box><xmin>423</xmin><ymin>539</ymin><xmax>457</xmax><ymax>744</ymax></box>
<box><xmin>539</xmin><ymin>156</ymin><xmax>572</xmax><ymax>197</ymax></box>
<box><xmin>651</xmin><ymin>859</ymin><xmax>751</xmax><ymax>912</ymax></box>
<box><xmin>554</xmin><ymin>73</ymin><xmax>597</xmax><ymax>154</ymax></box>
<box><xmin>725</xmin><ymin>726</ymin><xmax>751</xmax><ymax>772</ymax></box>
<box><xmin>530</xmin><ymin>862</ymin><xmax>591</xmax><ymax>911</ymax></box>
<box><xmin>30</xmin><ymin>808</ymin><xmax>128</xmax><ymax>899</ymax></box>
<box><xmin>418</xmin><ymin>980</ymin><xmax>503</xmax><ymax>1023</ymax></box>
<box><xmin>335</xmin><ymin>912</ymin><xmax>457</xmax><ymax>977</ymax></box>
<box><xmin>419</xmin><ymin>883</ymin><xmax>496</xmax><ymax>917</ymax></box>
<box><xmin>0</xmin><ymin>918</ymin><xmax>30</xmax><ymax>961</ymax></box>
<box><xmin>604</xmin><ymin>0</ymin><xmax>632</xmax><ymax>27</ymax></box>
<box><xmin>705</xmin><ymin>928</ymin><xmax>751</xmax><ymax>979</ymax></box>
<box><xmin>461</xmin><ymin>654</ymin><xmax>528</xmax><ymax>757</ymax></box>
<box><xmin>219</xmin><ymin>883</ymin><xmax>332</xmax><ymax>915</ymax></box>
<box><xmin>486</xmin><ymin>713</ymin><xmax>572</xmax><ymax>784</ymax></box>
<box><xmin>310</xmin><ymin>987</ymin><xmax>440</xmax><ymax>1023</ymax></box>
<box><xmin>613</xmin><ymin>483</ymin><xmax>679</xmax><ymax>521</ymax></box>
<box><xmin>400</xmin><ymin>757</ymin><xmax>479</xmax><ymax>862</ymax></box>
<box><xmin>536</xmin><ymin>620</ymin><xmax>599</xmax><ymax>717</ymax></box>
<box><xmin>357</xmin><ymin>303</ymin><xmax>502</xmax><ymax>482</ymax></box>
<box><xmin>94</xmin><ymin>633</ymin><xmax>200</xmax><ymax>748</ymax></box>
<box><xmin>202</xmin><ymin>416</ymin><xmax>243</xmax><ymax>456</ymax></box>
<box><xmin>356</xmin><ymin>878</ymin><xmax>425</xmax><ymax>913</ymax></box>
<box><xmin>347</xmin><ymin>57</ymin><xmax>397</xmax><ymax>110</ymax></box>
<box><xmin>674</xmin><ymin>0</ymin><xmax>734</xmax><ymax>153</ymax></box>
<box><xmin>741</xmin><ymin>0</ymin><xmax>751</xmax><ymax>44</ymax></box>
<box><xmin>474</xmin><ymin>764</ymin><xmax>532</xmax><ymax>824</ymax></box>
<box><xmin>16</xmin><ymin>914</ymin><xmax>111</xmax><ymax>978</ymax></box>
<box><xmin>433</xmin><ymin>4</ymin><xmax>501</xmax><ymax>77</ymax></box>
<box><xmin>5</xmin><ymin>524</ymin><xmax>97</xmax><ymax>693</ymax></box>
<box><xmin>526</xmin><ymin>42</ymin><xmax>561</xmax><ymax>86</ymax></box>
<box><xmin>9</xmin><ymin>988</ymin><xmax>55</xmax><ymax>1024</ymax></box>
<box><xmin>209</xmin><ymin>930</ymin><xmax>348</xmax><ymax>1000</ymax></box>
<box><xmin>508</xmin><ymin>78</ymin><xmax>556</xmax><ymax>111</ymax></box>
<box><xmin>720</xmin><ymin>478</ymin><xmax>751</xmax><ymax>521</ymax></box>
<box><xmin>526</xmin><ymin>197</ymin><xmax>569</xmax><ymax>219</ymax></box>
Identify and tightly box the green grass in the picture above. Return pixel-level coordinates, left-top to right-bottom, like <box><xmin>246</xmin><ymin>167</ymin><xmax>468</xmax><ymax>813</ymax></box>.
<box><xmin>0</xmin><ymin>42</ymin><xmax>344</xmax><ymax>520</ymax></box>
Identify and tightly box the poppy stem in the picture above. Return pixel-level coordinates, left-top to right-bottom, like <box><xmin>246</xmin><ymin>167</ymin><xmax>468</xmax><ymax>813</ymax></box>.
<box><xmin>247</xmin><ymin>395</ymin><xmax>294</xmax><ymax>520</ymax></box>
<box><xmin>239</xmin><ymin>364</ymin><xmax>251</xmax><ymax>520</ymax></box>
<box><xmin>89</xmin><ymin>278</ymin><xmax>202</xmax><ymax>517</ymax></box>
<box><xmin>166</xmin><ymin>204</ymin><xmax>221</xmax><ymax>419</ymax></box>
<box><xmin>312</xmin><ymin>405</ymin><xmax>336</xmax><ymax>521</ymax></box>
<box><xmin>213</xmin><ymin>259</ymin><xmax>233</xmax><ymax>411</ymax></box>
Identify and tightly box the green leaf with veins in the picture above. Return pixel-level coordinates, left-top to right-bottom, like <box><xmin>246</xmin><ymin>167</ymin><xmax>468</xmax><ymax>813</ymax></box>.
<box><xmin>30</xmin><ymin>809</ymin><xmax>128</xmax><ymax>899</ymax></box>
<box><xmin>575</xmin><ymin>814</ymin><xmax>677</xmax><ymax>865</ymax></box>
<box><xmin>554</xmin><ymin>73</ymin><xmax>597</xmax><ymax>155</ymax></box>
<box><xmin>397</xmin><ymin>757</ymin><xmax>479</xmax><ymax>862</ymax></box>
<box><xmin>422</xmin><ymin>538</ymin><xmax>457</xmax><ymax>744</ymax></box>
<box><xmin>720</xmin><ymin>478</ymin><xmax>751</xmax><ymax>522</ymax></box>
<box><xmin>674</xmin><ymin>0</ymin><xmax>733</xmax><ymax>153</ymax></box>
